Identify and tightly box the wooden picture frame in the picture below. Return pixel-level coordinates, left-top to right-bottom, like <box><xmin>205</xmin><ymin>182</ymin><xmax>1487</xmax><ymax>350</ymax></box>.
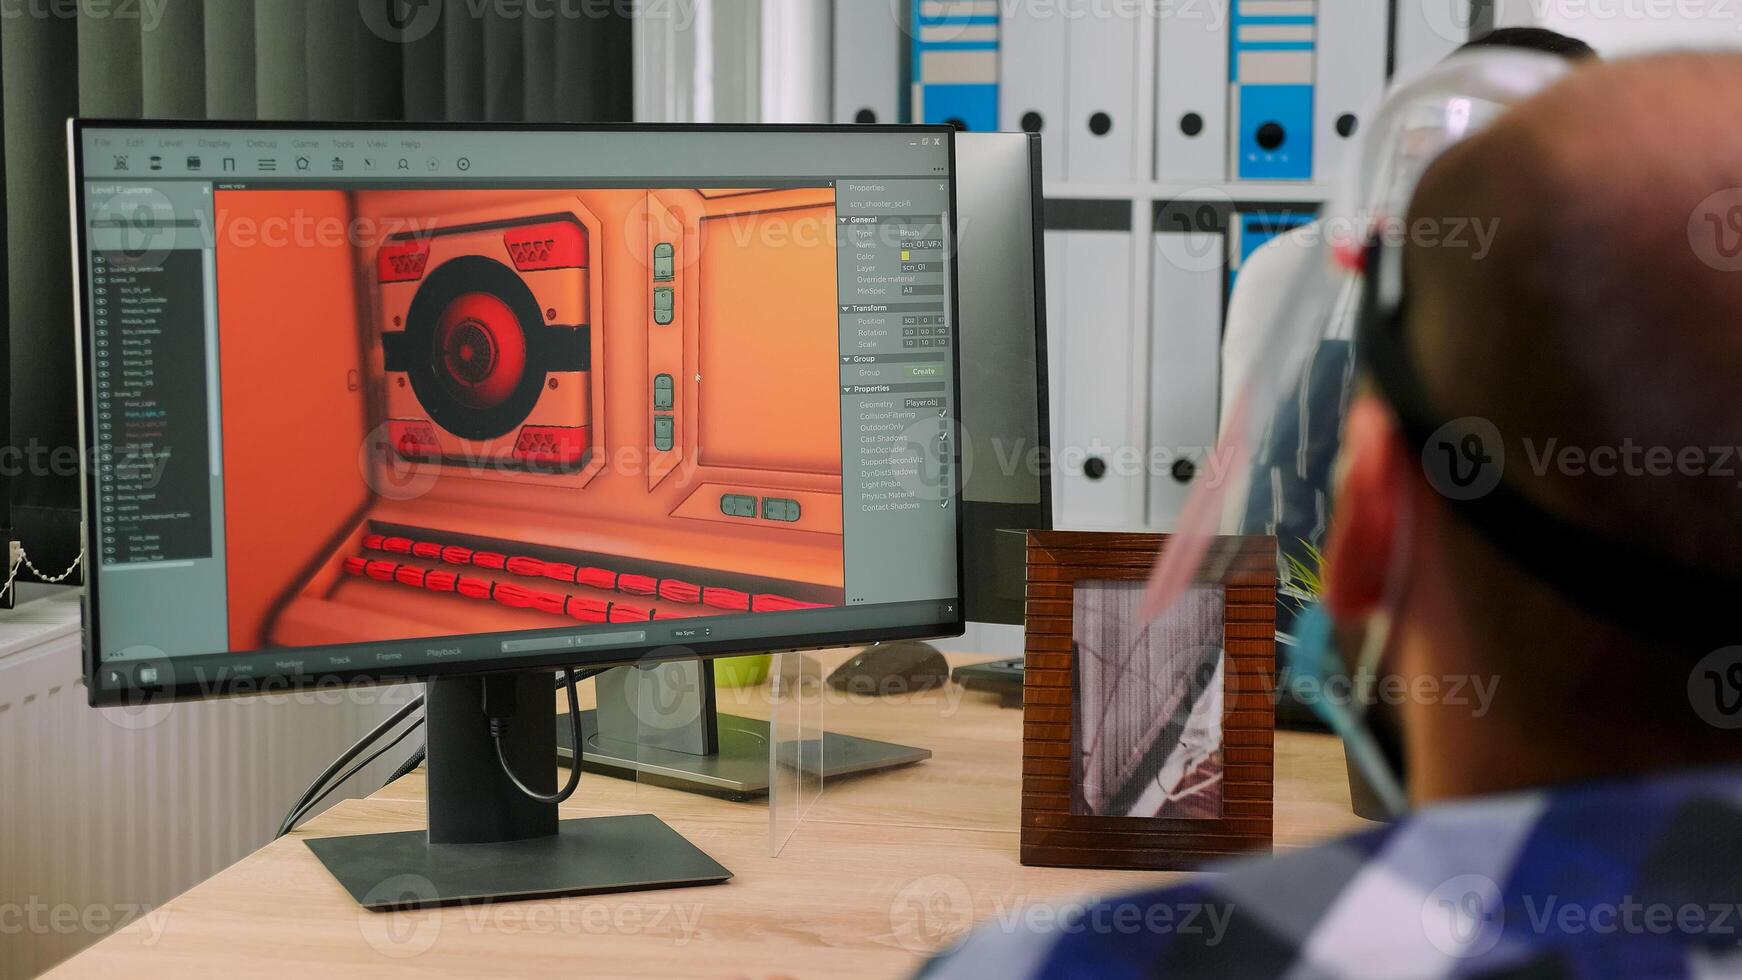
<box><xmin>1021</xmin><ymin>531</ymin><xmax>1276</xmax><ymax>870</ymax></box>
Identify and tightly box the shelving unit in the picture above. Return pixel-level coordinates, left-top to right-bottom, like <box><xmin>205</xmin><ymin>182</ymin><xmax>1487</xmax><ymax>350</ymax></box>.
<box><xmin>834</xmin><ymin>0</ymin><xmax>1480</xmax><ymax>531</ymax></box>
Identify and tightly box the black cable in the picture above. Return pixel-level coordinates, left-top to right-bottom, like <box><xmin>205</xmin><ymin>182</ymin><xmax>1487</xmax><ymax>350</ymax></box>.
<box><xmin>385</xmin><ymin>744</ymin><xmax>426</xmax><ymax>785</ymax></box>
<box><xmin>491</xmin><ymin>667</ymin><xmax>605</xmax><ymax>805</ymax></box>
<box><xmin>279</xmin><ymin>715</ymin><xmax>425</xmax><ymax>837</ymax></box>
<box><xmin>280</xmin><ymin>669</ymin><xmax>604</xmax><ymax>835</ymax></box>
<box><xmin>276</xmin><ymin>694</ymin><xmax>425</xmax><ymax>838</ymax></box>
<box><xmin>372</xmin><ymin>671</ymin><xmax>588</xmax><ymax>800</ymax></box>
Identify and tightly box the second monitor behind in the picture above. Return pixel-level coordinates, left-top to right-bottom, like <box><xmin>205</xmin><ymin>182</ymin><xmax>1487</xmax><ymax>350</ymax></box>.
<box><xmin>849</xmin><ymin>131</ymin><xmax>1051</xmax><ymax>690</ymax></box>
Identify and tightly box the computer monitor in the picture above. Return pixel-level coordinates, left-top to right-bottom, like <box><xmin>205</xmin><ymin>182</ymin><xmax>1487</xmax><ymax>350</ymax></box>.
<box><xmin>956</xmin><ymin>132</ymin><xmax>1050</xmax><ymax>628</ymax></box>
<box><xmin>70</xmin><ymin>120</ymin><xmax>964</xmax><ymax>907</ymax></box>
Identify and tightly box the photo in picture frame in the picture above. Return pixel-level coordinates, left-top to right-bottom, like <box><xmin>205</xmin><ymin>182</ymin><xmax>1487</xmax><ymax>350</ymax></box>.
<box><xmin>1021</xmin><ymin>532</ymin><xmax>1276</xmax><ymax>870</ymax></box>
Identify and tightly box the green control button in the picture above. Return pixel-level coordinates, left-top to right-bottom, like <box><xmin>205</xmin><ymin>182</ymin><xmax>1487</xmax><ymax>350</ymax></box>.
<box><xmin>654</xmin><ymin>415</ymin><xmax>674</xmax><ymax>451</ymax></box>
<box><xmin>653</xmin><ymin>373</ymin><xmax>674</xmax><ymax>410</ymax></box>
<box><xmin>902</xmin><ymin>364</ymin><xmax>945</xmax><ymax>380</ymax></box>
<box><xmin>719</xmin><ymin>493</ymin><xmax>756</xmax><ymax>518</ymax></box>
<box><xmin>654</xmin><ymin>287</ymin><xmax>674</xmax><ymax>325</ymax></box>
<box><xmin>761</xmin><ymin>497</ymin><xmax>801</xmax><ymax>522</ymax></box>
<box><xmin>653</xmin><ymin>243</ymin><xmax>675</xmax><ymax>281</ymax></box>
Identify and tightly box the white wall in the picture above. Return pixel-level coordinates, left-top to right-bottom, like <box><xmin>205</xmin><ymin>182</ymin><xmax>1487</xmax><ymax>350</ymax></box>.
<box><xmin>1496</xmin><ymin>0</ymin><xmax>1742</xmax><ymax>55</ymax></box>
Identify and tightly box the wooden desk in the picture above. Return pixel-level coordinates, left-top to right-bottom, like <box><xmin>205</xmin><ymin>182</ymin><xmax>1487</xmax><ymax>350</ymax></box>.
<box><xmin>49</xmin><ymin>653</ymin><xmax>1369</xmax><ymax>979</ymax></box>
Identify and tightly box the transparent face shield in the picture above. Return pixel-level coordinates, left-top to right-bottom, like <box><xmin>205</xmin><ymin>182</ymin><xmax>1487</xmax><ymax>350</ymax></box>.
<box><xmin>1127</xmin><ymin>50</ymin><xmax>1573</xmax><ymax>814</ymax></box>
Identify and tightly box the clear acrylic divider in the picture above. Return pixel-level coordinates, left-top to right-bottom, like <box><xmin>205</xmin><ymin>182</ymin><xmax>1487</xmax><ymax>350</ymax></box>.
<box><xmin>768</xmin><ymin>650</ymin><xmax>825</xmax><ymax>857</ymax></box>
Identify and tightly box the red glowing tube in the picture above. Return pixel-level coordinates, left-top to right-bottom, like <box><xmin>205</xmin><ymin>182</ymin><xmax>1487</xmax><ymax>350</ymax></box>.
<box><xmin>566</xmin><ymin>597</ymin><xmax>609</xmax><ymax>623</ymax></box>
<box><xmin>456</xmin><ymin>575</ymin><xmax>493</xmax><ymax>601</ymax></box>
<box><xmin>753</xmin><ymin>594</ymin><xmax>829</xmax><ymax>613</ymax></box>
<box><xmin>660</xmin><ymin>580</ymin><xmax>701</xmax><ymax>604</ymax></box>
<box><xmin>618</xmin><ymin>574</ymin><xmax>658</xmax><ymax>596</ymax></box>
<box><xmin>702</xmin><ymin>588</ymin><xmax>751</xmax><ymax>612</ymax></box>
<box><xmin>609</xmin><ymin>603</ymin><xmax>652</xmax><ymax>623</ymax></box>
<box><xmin>350</xmin><ymin>534</ymin><xmax>831</xmax><ymax>623</ymax></box>
<box><xmin>576</xmin><ymin>567</ymin><xmax>618</xmax><ymax>591</ymax></box>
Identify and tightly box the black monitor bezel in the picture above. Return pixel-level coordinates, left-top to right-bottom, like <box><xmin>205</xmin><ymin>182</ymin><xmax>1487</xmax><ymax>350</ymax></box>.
<box><xmin>69</xmin><ymin>118</ymin><xmax>966</xmax><ymax>707</ymax></box>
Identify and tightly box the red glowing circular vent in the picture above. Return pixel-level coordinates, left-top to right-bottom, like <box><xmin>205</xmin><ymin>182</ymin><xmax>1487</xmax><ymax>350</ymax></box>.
<box><xmin>401</xmin><ymin>255</ymin><xmax>547</xmax><ymax>442</ymax></box>
<box><xmin>434</xmin><ymin>292</ymin><xmax>525</xmax><ymax>410</ymax></box>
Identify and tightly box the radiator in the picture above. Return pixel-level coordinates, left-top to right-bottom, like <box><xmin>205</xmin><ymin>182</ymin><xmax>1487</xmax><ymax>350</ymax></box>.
<box><xmin>0</xmin><ymin>590</ymin><xmax>417</xmax><ymax>978</ymax></box>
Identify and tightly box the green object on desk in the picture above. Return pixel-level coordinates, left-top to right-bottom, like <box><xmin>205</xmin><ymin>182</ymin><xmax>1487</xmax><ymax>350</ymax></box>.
<box><xmin>714</xmin><ymin>654</ymin><xmax>771</xmax><ymax>688</ymax></box>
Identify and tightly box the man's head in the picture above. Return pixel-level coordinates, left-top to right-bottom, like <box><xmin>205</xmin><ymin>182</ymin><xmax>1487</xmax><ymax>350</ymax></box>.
<box><xmin>1324</xmin><ymin>53</ymin><xmax>1742</xmax><ymax>800</ymax></box>
<box><xmin>1459</xmin><ymin>26</ymin><xmax>1599</xmax><ymax>61</ymax></box>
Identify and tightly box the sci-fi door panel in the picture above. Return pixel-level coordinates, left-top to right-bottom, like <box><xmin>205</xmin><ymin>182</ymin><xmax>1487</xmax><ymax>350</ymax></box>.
<box><xmin>214</xmin><ymin>186</ymin><xmax>847</xmax><ymax>652</ymax></box>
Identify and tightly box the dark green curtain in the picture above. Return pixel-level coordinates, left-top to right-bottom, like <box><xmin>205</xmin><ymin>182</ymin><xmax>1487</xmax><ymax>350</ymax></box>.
<box><xmin>0</xmin><ymin>0</ymin><xmax>634</xmax><ymax>581</ymax></box>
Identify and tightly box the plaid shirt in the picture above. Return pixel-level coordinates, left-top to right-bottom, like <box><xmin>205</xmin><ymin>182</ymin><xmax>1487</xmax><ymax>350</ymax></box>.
<box><xmin>921</xmin><ymin>768</ymin><xmax>1742</xmax><ymax>979</ymax></box>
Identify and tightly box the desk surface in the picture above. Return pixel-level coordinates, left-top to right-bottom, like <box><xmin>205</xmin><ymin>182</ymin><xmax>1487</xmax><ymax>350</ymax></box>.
<box><xmin>50</xmin><ymin>653</ymin><xmax>1370</xmax><ymax>979</ymax></box>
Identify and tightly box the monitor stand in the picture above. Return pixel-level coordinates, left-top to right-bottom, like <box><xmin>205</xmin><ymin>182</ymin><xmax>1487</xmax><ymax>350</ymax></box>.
<box><xmin>304</xmin><ymin>670</ymin><xmax>732</xmax><ymax>910</ymax></box>
<box><xmin>558</xmin><ymin>659</ymin><xmax>931</xmax><ymax>800</ymax></box>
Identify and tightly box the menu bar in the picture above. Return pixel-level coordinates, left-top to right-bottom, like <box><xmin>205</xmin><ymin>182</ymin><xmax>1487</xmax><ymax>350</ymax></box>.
<box><xmin>80</xmin><ymin>127</ymin><xmax>952</xmax><ymax>183</ymax></box>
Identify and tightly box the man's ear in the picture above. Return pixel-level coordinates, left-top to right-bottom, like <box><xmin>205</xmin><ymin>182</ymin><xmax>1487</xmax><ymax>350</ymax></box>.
<box><xmin>1323</xmin><ymin>394</ymin><xmax>1409</xmax><ymax>619</ymax></box>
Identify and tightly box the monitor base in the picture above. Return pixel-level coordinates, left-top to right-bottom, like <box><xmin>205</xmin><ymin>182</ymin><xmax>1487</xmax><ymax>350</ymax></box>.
<box><xmin>306</xmin><ymin>813</ymin><xmax>731</xmax><ymax>911</ymax></box>
<box><xmin>558</xmin><ymin>710</ymin><xmax>931</xmax><ymax>800</ymax></box>
<box><xmin>303</xmin><ymin>670</ymin><xmax>731</xmax><ymax>910</ymax></box>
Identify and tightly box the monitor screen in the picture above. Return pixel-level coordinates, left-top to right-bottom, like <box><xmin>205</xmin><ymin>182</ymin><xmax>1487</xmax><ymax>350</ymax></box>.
<box><xmin>71</xmin><ymin>123</ymin><xmax>963</xmax><ymax>704</ymax></box>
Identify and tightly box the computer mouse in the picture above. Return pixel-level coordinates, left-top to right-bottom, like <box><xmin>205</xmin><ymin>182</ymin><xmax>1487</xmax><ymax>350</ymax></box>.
<box><xmin>826</xmin><ymin>641</ymin><xmax>951</xmax><ymax>697</ymax></box>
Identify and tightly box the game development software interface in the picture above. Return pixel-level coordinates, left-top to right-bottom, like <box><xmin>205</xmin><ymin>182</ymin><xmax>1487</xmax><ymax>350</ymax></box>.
<box><xmin>74</xmin><ymin>124</ymin><xmax>960</xmax><ymax>696</ymax></box>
